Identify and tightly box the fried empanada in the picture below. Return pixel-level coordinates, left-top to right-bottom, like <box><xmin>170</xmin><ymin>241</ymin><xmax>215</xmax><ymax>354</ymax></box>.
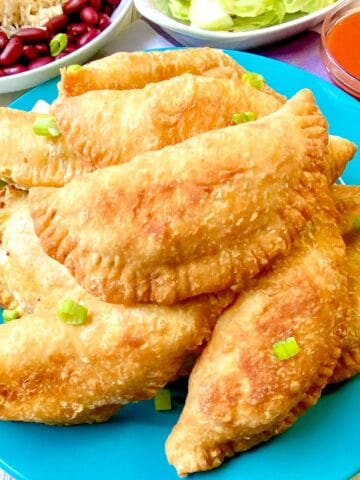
<box><xmin>0</xmin><ymin>107</ymin><xmax>89</xmax><ymax>188</ymax></box>
<box><xmin>0</xmin><ymin>185</ymin><xmax>27</xmax><ymax>236</ymax></box>
<box><xmin>1</xmin><ymin>97</ymin><xmax>352</xmax><ymax>190</ymax></box>
<box><xmin>52</xmin><ymin>74</ymin><xmax>282</xmax><ymax>168</ymax></box>
<box><xmin>166</xmin><ymin>186</ymin><xmax>347</xmax><ymax>476</ymax></box>
<box><xmin>331</xmin><ymin>185</ymin><xmax>360</xmax><ymax>382</ymax></box>
<box><xmin>0</xmin><ymin>185</ymin><xmax>27</xmax><ymax>310</ymax></box>
<box><xmin>0</xmin><ymin>204</ymin><xmax>234</xmax><ymax>425</ymax></box>
<box><xmin>324</xmin><ymin>136</ymin><xmax>357</xmax><ymax>184</ymax></box>
<box><xmin>59</xmin><ymin>47</ymin><xmax>246</xmax><ymax>96</ymax></box>
<box><xmin>0</xmin><ymin>202</ymin><xmax>75</xmax><ymax>314</ymax></box>
<box><xmin>30</xmin><ymin>89</ymin><xmax>329</xmax><ymax>306</ymax></box>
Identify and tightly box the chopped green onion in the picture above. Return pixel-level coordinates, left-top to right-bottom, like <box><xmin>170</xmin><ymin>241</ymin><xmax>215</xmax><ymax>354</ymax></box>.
<box><xmin>154</xmin><ymin>388</ymin><xmax>172</xmax><ymax>411</ymax></box>
<box><xmin>50</xmin><ymin>33</ymin><xmax>68</xmax><ymax>57</ymax></box>
<box><xmin>232</xmin><ymin>111</ymin><xmax>257</xmax><ymax>124</ymax></box>
<box><xmin>273</xmin><ymin>337</ymin><xmax>300</xmax><ymax>360</ymax></box>
<box><xmin>57</xmin><ymin>299</ymin><xmax>88</xmax><ymax>325</ymax></box>
<box><xmin>67</xmin><ymin>64</ymin><xmax>82</xmax><ymax>73</ymax></box>
<box><xmin>352</xmin><ymin>215</ymin><xmax>360</xmax><ymax>231</ymax></box>
<box><xmin>242</xmin><ymin>72</ymin><xmax>264</xmax><ymax>90</ymax></box>
<box><xmin>2</xmin><ymin>309</ymin><xmax>18</xmax><ymax>323</ymax></box>
<box><xmin>0</xmin><ymin>180</ymin><xmax>6</xmax><ymax>190</ymax></box>
<box><xmin>33</xmin><ymin>115</ymin><xmax>61</xmax><ymax>137</ymax></box>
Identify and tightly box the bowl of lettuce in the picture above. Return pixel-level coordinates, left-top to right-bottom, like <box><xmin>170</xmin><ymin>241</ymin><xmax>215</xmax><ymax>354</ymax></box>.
<box><xmin>134</xmin><ymin>0</ymin><xmax>340</xmax><ymax>49</ymax></box>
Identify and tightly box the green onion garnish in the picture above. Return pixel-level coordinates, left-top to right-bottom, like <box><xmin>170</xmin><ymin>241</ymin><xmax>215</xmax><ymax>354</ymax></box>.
<box><xmin>272</xmin><ymin>337</ymin><xmax>300</xmax><ymax>360</ymax></box>
<box><xmin>33</xmin><ymin>115</ymin><xmax>61</xmax><ymax>137</ymax></box>
<box><xmin>154</xmin><ymin>388</ymin><xmax>172</xmax><ymax>411</ymax></box>
<box><xmin>352</xmin><ymin>215</ymin><xmax>360</xmax><ymax>231</ymax></box>
<box><xmin>2</xmin><ymin>309</ymin><xmax>18</xmax><ymax>323</ymax></box>
<box><xmin>0</xmin><ymin>180</ymin><xmax>6</xmax><ymax>190</ymax></box>
<box><xmin>50</xmin><ymin>33</ymin><xmax>68</xmax><ymax>57</ymax></box>
<box><xmin>232</xmin><ymin>111</ymin><xmax>257</xmax><ymax>124</ymax></box>
<box><xmin>57</xmin><ymin>299</ymin><xmax>88</xmax><ymax>325</ymax></box>
<box><xmin>67</xmin><ymin>64</ymin><xmax>82</xmax><ymax>73</ymax></box>
<box><xmin>242</xmin><ymin>72</ymin><xmax>264</xmax><ymax>90</ymax></box>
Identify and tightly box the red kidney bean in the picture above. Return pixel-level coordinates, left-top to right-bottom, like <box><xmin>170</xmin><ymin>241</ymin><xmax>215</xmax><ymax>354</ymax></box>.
<box><xmin>0</xmin><ymin>32</ymin><xmax>8</xmax><ymax>51</ymax></box>
<box><xmin>35</xmin><ymin>43</ymin><xmax>49</xmax><ymax>55</ymax></box>
<box><xmin>102</xmin><ymin>5</ymin><xmax>113</xmax><ymax>15</ymax></box>
<box><xmin>98</xmin><ymin>13</ymin><xmax>110</xmax><ymax>30</ymax></box>
<box><xmin>90</xmin><ymin>0</ymin><xmax>102</xmax><ymax>10</ymax></box>
<box><xmin>45</xmin><ymin>14</ymin><xmax>69</xmax><ymax>35</ymax></box>
<box><xmin>22</xmin><ymin>44</ymin><xmax>38</xmax><ymax>61</ymax></box>
<box><xmin>80</xmin><ymin>7</ymin><xmax>99</xmax><ymax>26</ymax></box>
<box><xmin>3</xmin><ymin>64</ymin><xmax>27</xmax><ymax>75</ymax></box>
<box><xmin>28</xmin><ymin>56</ymin><xmax>54</xmax><ymax>70</ymax></box>
<box><xmin>67</xmin><ymin>22</ymin><xmax>87</xmax><ymax>36</ymax></box>
<box><xmin>64</xmin><ymin>45</ymin><xmax>76</xmax><ymax>53</ymax></box>
<box><xmin>77</xmin><ymin>28</ymin><xmax>100</xmax><ymax>47</ymax></box>
<box><xmin>0</xmin><ymin>37</ymin><xmax>23</xmax><ymax>66</ymax></box>
<box><xmin>62</xmin><ymin>0</ymin><xmax>87</xmax><ymax>14</ymax></box>
<box><xmin>65</xmin><ymin>32</ymin><xmax>75</xmax><ymax>45</ymax></box>
<box><xmin>106</xmin><ymin>0</ymin><xmax>120</xmax><ymax>5</ymax></box>
<box><xmin>54</xmin><ymin>52</ymin><xmax>68</xmax><ymax>60</ymax></box>
<box><xmin>16</xmin><ymin>27</ymin><xmax>48</xmax><ymax>42</ymax></box>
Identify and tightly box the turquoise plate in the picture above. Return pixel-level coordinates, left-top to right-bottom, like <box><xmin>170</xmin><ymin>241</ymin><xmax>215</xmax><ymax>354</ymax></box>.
<box><xmin>2</xmin><ymin>49</ymin><xmax>360</xmax><ymax>480</ymax></box>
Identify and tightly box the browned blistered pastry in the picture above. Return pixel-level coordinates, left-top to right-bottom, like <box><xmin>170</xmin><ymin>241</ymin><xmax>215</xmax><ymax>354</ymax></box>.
<box><xmin>30</xmin><ymin>89</ymin><xmax>328</xmax><ymax>306</ymax></box>
<box><xmin>52</xmin><ymin>73</ymin><xmax>282</xmax><ymax>169</ymax></box>
<box><xmin>331</xmin><ymin>185</ymin><xmax>360</xmax><ymax>382</ymax></box>
<box><xmin>0</xmin><ymin>108</ymin><xmax>88</xmax><ymax>188</ymax></box>
<box><xmin>59</xmin><ymin>47</ymin><xmax>248</xmax><ymax>96</ymax></box>
<box><xmin>0</xmin><ymin>93</ymin><xmax>352</xmax><ymax>190</ymax></box>
<box><xmin>0</xmin><ymin>185</ymin><xmax>28</xmax><ymax>310</ymax></box>
<box><xmin>166</xmin><ymin>185</ymin><xmax>348</xmax><ymax>476</ymax></box>
<box><xmin>324</xmin><ymin>136</ymin><xmax>357</xmax><ymax>183</ymax></box>
<box><xmin>0</xmin><ymin>203</ymin><xmax>234</xmax><ymax>425</ymax></box>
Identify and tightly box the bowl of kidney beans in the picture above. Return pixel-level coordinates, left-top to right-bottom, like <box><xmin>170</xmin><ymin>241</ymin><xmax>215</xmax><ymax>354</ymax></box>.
<box><xmin>0</xmin><ymin>0</ymin><xmax>133</xmax><ymax>93</ymax></box>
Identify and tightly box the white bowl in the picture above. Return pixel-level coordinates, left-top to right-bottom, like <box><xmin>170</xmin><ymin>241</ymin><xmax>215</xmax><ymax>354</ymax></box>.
<box><xmin>0</xmin><ymin>0</ymin><xmax>133</xmax><ymax>94</ymax></box>
<box><xmin>134</xmin><ymin>0</ymin><xmax>341</xmax><ymax>50</ymax></box>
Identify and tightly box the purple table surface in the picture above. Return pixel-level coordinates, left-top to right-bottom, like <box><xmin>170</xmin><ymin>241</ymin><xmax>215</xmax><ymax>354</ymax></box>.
<box><xmin>254</xmin><ymin>30</ymin><xmax>330</xmax><ymax>81</ymax></box>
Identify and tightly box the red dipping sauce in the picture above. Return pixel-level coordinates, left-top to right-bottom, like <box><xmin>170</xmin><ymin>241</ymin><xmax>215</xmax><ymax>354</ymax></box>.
<box><xmin>321</xmin><ymin>0</ymin><xmax>360</xmax><ymax>98</ymax></box>
<box><xmin>326</xmin><ymin>11</ymin><xmax>360</xmax><ymax>80</ymax></box>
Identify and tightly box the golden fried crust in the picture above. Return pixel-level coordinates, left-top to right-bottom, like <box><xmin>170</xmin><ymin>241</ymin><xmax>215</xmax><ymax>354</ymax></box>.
<box><xmin>0</xmin><ymin>205</ymin><xmax>234</xmax><ymax>424</ymax></box>
<box><xmin>166</xmin><ymin>187</ymin><xmax>347</xmax><ymax>476</ymax></box>
<box><xmin>59</xmin><ymin>48</ymin><xmax>245</xmax><ymax>96</ymax></box>
<box><xmin>1</xmin><ymin>205</ymin><xmax>77</xmax><ymax>314</ymax></box>
<box><xmin>30</xmin><ymin>89</ymin><xmax>328</xmax><ymax>306</ymax></box>
<box><xmin>0</xmin><ymin>292</ymin><xmax>233</xmax><ymax>425</ymax></box>
<box><xmin>52</xmin><ymin>74</ymin><xmax>282</xmax><ymax>169</ymax></box>
<box><xmin>0</xmin><ymin>108</ymin><xmax>89</xmax><ymax>188</ymax></box>
<box><xmin>332</xmin><ymin>185</ymin><xmax>360</xmax><ymax>234</ymax></box>
<box><xmin>199</xmin><ymin>66</ymin><xmax>286</xmax><ymax>103</ymax></box>
<box><xmin>0</xmin><ymin>186</ymin><xmax>27</xmax><ymax>310</ymax></box>
<box><xmin>331</xmin><ymin>185</ymin><xmax>360</xmax><ymax>382</ymax></box>
<box><xmin>324</xmin><ymin>137</ymin><xmax>357</xmax><ymax>184</ymax></box>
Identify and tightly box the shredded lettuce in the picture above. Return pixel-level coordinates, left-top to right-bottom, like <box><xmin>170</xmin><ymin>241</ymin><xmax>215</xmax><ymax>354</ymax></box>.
<box><xmin>169</xmin><ymin>0</ymin><xmax>191</xmax><ymax>20</ymax></box>
<box><xmin>154</xmin><ymin>0</ymin><xmax>173</xmax><ymax>17</ymax></box>
<box><xmin>190</xmin><ymin>0</ymin><xmax>234</xmax><ymax>29</ymax></box>
<box><xmin>222</xmin><ymin>0</ymin><xmax>285</xmax><ymax>29</ymax></box>
<box><xmin>283</xmin><ymin>0</ymin><xmax>335</xmax><ymax>13</ymax></box>
<box><xmin>220</xmin><ymin>0</ymin><xmax>284</xmax><ymax>18</ymax></box>
<box><xmin>232</xmin><ymin>8</ymin><xmax>285</xmax><ymax>29</ymax></box>
<box><xmin>156</xmin><ymin>0</ymin><xmax>337</xmax><ymax>30</ymax></box>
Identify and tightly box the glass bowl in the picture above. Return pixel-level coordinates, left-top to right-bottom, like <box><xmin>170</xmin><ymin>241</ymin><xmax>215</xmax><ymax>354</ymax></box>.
<box><xmin>321</xmin><ymin>0</ymin><xmax>360</xmax><ymax>99</ymax></box>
